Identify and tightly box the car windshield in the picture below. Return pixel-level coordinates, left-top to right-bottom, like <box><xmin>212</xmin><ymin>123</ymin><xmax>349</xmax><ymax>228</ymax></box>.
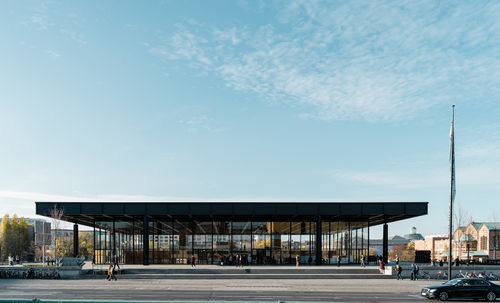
<box><xmin>443</xmin><ymin>279</ymin><xmax>462</xmax><ymax>286</ymax></box>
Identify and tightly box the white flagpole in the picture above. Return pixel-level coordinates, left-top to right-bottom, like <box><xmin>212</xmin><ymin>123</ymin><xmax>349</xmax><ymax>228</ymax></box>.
<box><xmin>448</xmin><ymin>105</ymin><xmax>455</xmax><ymax>280</ymax></box>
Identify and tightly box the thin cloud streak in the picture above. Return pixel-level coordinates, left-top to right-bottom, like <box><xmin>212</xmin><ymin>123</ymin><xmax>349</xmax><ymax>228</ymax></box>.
<box><xmin>149</xmin><ymin>1</ymin><xmax>500</xmax><ymax>122</ymax></box>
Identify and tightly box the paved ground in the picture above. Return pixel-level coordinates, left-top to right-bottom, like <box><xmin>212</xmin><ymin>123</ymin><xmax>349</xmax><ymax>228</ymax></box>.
<box><xmin>0</xmin><ymin>278</ymin><xmax>435</xmax><ymax>302</ymax></box>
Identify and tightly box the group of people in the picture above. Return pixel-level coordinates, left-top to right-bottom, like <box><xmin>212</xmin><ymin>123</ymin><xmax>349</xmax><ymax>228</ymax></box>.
<box><xmin>394</xmin><ymin>263</ymin><xmax>420</xmax><ymax>280</ymax></box>
<box><xmin>217</xmin><ymin>254</ymin><xmax>249</xmax><ymax>267</ymax></box>
<box><xmin>106</xmin><ymin>255</ymin><xmax>121</xmax><ymax>281</ymax></box>
<box><xmin>7</xmin><ymin>255</ymin><xmax>20</xmax><ymax>266</ymax></box>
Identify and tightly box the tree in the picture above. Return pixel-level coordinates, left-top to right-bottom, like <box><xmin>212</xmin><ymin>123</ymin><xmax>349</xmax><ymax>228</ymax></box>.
<box><xmin>0</xmin><ymin>214</ymin><xmax>31</xmax><ymax>260</ymax></box>
<box><xmin>0</xmin><ymin>214</ymin><xmax>11</xmax><ymax>259</ymax></box>
<box><xmin>453</xmin><ymin>203</ymin><xmax>473</xmax><ymax>259</ymax></box>
<box><xmin>49</xmin><ymin>205</ymin><xmax>64</xmax><ymax>263</ymax></box>
<box><xmin>389</xmin><ymin>242</ymin><xmax>416</xmax><ymax>262</ymax></box>
<box><xmin>53</xmin><ymin>233</ymin><xmax>94</xmax><ymax>258</ymax></box>
<box><xmin>78</xmin><ymin>233</ymin><xmax>94</xmax><ymax>257</ymax></box>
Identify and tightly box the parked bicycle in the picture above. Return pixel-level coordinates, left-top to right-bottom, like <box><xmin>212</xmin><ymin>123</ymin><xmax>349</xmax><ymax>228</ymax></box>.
<box><xmin>436</xmin><ymin>270</ymin><xmax>448</xmax><ymax>280</ymax></box>
<box><xmin>0</xmin><ymin>268</ymin><xmax>60</xmax><ymax>279</ymax></box>
<box><xmin>420</xmin><ymin>271</ymin><xmax>431</xmax><ymax>280</ymax></box>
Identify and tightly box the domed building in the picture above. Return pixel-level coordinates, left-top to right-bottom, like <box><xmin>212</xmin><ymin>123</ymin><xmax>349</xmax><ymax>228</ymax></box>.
<box><xmin>404</xmin><ymin>227</ymin><xmax>425</xmax><ymax>241</ymax></box>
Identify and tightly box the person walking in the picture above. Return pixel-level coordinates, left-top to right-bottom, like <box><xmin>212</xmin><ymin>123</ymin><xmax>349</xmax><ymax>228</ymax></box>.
<box><xmin>337</xmin><ymin>255</ymin><xmax>341</xmax><ymax>267</ymax></box>
<box><xmin>107</xmin><ymin>264</ymin><xmax>117</xmax><ymax>281</ymax></box>
<box><xmin>113</xmin><ymin>255</ymin><xmax>120</xmax><ymax>271</ymax></box>
<box><xmin>295</xmin><ymin>254</ymin><xmax>299</xmax><ymax>267</ymax></box>
<box><xmin>190</xmin><ymin>255</ymin><xmax>196</xmax><ymax>268</ymax></box>
<box><xmin>396</xmin><ymin>264</ymin><xmax>403</xmax><ymax>280</ymax></box>
<box><xmin>360</xmin><ymin>254</ymin><xmax>365</xmax><ymax>268</ymax></box>
<box><xmin>410</xmin><ymin>263</ymin><xmax>416</xmax><ymax>280</ymax></box>
<box><xmin>415</xmin><ymin>264</ymin><xmax>420</xmax><ymax>280</ymax></box>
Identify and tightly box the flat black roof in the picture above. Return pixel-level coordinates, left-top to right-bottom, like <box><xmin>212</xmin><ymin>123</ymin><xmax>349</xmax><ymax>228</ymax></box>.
<box><xmin>35</xmin><ymin>201</ymin><xmax>427</xmax><ymax>228</ymax></box>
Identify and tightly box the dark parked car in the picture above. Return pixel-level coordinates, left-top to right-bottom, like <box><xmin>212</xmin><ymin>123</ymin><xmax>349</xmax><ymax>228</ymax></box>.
<box><xmin>421</xmin><ymin>278</ymin><xmax>500</xmax><ymax>301</ymax></box>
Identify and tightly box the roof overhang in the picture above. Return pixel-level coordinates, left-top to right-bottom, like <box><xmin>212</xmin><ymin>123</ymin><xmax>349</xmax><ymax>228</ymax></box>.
<box><xmin>35</xmin><ymin>201</ymin><xmax>427</xmax><ymax>228</ymax></box>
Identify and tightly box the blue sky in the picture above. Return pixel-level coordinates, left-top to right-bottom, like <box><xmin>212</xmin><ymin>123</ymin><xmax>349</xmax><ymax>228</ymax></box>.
<box><xmin>1</xmin><ymin>1</ymin><xmax>499</xmax><ymax>237</ymax></box>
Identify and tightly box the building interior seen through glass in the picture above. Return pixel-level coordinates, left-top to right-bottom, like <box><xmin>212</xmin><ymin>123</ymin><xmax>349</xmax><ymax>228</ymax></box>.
<box><xmin>93</xmin><ymin>219</ymin><xmax>370</xmax><ymax>265</ymax></box>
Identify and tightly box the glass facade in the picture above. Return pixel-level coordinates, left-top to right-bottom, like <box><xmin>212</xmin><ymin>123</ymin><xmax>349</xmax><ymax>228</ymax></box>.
<box><xmin>93</xmin><ymin>219</ymin><xmax>370</xmax><ymax>265</ymax></box>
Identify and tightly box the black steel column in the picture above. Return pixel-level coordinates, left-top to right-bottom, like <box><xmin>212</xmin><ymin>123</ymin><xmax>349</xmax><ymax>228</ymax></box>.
<box><xmin>383</xmin><ymin>223</ymin><xmax>388</xmax><ymax>264</ymax></box>
<box><xmin>73</xmin><ymin>223</ymin><xmax>79</xmax><ymax>257</ymax></box>
<box><xmin>143</xmin><ymin>215</ymin><xmax>149</xmax><ymax>265</ymax></box>
<box><xmin>315</xmin><ymin>216</ymin><xmax>322</xmax><ymax>265</ymax></box>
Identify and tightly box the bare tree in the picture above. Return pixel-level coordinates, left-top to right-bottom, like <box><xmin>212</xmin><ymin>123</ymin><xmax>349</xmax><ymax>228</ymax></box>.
<box><xmin>49</xmin><ymin>205</ymin><xmax>64</xmax><ymax>265</ymax></box>
<box><xmin>453</xmin><ymin>203</ymin><xmax>473</xmax><ymax>259</ymax></box>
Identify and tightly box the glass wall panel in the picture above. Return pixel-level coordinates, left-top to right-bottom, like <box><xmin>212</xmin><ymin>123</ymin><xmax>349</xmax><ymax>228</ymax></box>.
<box><xmin>95</xmin><ymin>221</ymin><xmax>113</xmax><ymax>264</ymax></box>
<box><xmin>193</xmin><ymin>220</ymin><xmax>213</xmax><ymax>264</ymax></box>
<box><xmin>114</xmin><ymin>220</ymin><xmax>133</xmax><ymax>264</ymax></box>
<box><xmin>173</xmin><ymin>220</ymin><xmax>191</xmax><ymax>264</ymax></box>
<box><xmin>322</xmin><ymin>221</ymin><xmax>330</xmax><ymax>264</ymax></box>
<box><xmin>252</xmin><ymin>221</ymin><xmax>271</xmax><ymax>264</ymax></box>
<box><xmin>231</xmin><ymin>221</ymin><xmax>251</xmax><ymax>265</ymax></box>
<box><xmin>157</xmin><ymin>220</ymin><xmax>173</xmax><ymax>264</ymax></box>
<box><xmin>213</xmin><ymin>221</ymin><xmax>230</xmax><ymax>264</ymax></box>
<box><xmin>290</xmin><ymin>221</ymin><xmax>315</xmax><ymax>264</ymax></box>
<box><xmin>272</xmin><ymin>221</ymin><xmax>291</xmax><ymax>264</ymax></box>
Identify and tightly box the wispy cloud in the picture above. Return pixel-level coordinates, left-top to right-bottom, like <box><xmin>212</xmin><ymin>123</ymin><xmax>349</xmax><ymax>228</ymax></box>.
<box><xmin>26</xmin><ymin>2</ymin><xmax>52</xmax><ymax>30</ymax></box>
<box><xmin>148</xmin><ymin>1</ymin><xmax>500</xmax><ymax>122</ymax></box>
<box><xmin>59</xmin><ymin>29</ymin><xmax>88</xmax><ymax>45</ymax></box>
<box><xmin>329</xmin><ymin>169</ymin><xmax>448</xmax><ymax>189</ymax></box>
<box><xmin>46</xmin><ymin>49</ymin><xmax>60</xmax><ymax>57</ymax></box>
<box><xmin>177</xmin><ymin>114</ymin><xmax>223</xmax><ymax>133</ymax></box>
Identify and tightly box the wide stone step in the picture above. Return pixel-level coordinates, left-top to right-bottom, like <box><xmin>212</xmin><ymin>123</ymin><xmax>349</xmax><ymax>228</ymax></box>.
<box><xmin>97</xmin><ymin>273</ymin><xmax>391</xmax><ymax>279</ymax></box>
<box><xmin>120</xmin><ymin>268</ymin><xmax>382</xmax><ymax>275</ymax></box>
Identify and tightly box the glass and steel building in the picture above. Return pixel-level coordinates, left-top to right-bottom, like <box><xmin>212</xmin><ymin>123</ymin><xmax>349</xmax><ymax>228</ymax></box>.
<box><xmin>35</xmin><ymin>202</ymin><xmax>427</xmax><ymax>265</ymax></box>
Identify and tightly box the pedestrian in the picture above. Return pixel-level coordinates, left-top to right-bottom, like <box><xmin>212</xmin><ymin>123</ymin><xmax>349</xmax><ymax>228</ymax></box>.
<box><xmin>410</xmin><ymin>263</ymin><xmax>416</xmax><ymax>280</ymax></box>
<box><xmin>379</xmin><ymin>260</ymin><xmax>385</xmax><ymax>274</ymax></box>
<box><xmin>455</xmin><ymin>257</ymin><xmax>460</xmax><ymax>267</ymax></box>
<box><xmin>190</xmin><ymin>255</ymin><xmax>196</xmax><ymax>268</ymax></box>
<box><xmin>360</xmin><ymin>254</ymin><xmax>365</xmax><ymax>268</ymax></box>
<box><xmin>337</xmin><ymin>255</ymin><xmax>341</xmax><ymax>267</ymax></box>
<box><xmin>238</xmin><ymin>254</ymin><xmax>242</xmax><ymax>267</ymax></box>
<box><xmin>439</xmin><ymin>259</ymin><xmax>443</xmax><ymax>267</ymax></box>
<box><xmin>107</xmin><ymin>264</ymin><xmax>117</xmax><ymax>281</ymax></box>
<box><xmin>295</xmin><ymin>254</ymin><xmax>300</xmax><ymax>267</ymax></box>
<box><xmin>113</xmin><ymin>255</ymin><xmax>120</xmax><ymax>274</ymax></box>
<box><xmin>396</xmin><ymin>264</ymin><xmax>402</xmax><ymax>280</ymax></box>
<box><xmin>415</xmin><ymin>264</ymin><xmax>419</xmax><ymax>280</ymax></box>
